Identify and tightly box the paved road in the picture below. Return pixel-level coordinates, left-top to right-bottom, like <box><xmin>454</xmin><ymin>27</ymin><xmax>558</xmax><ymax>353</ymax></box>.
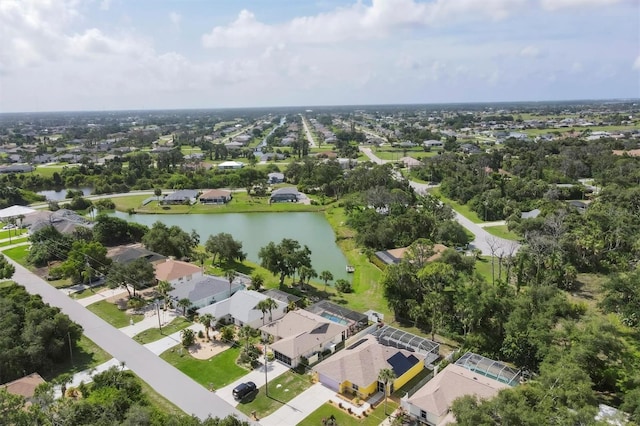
<box><xmin>6</xmin><ymin>259</ymin><xmax>250</xmax><ymax>422</ymax></box>
<box><xmin>300</xmin><ymin>115</ymin><xmax>318</xmax><ymax>148</ymax></box>
<box><xmin>358</xmin><ymin>146</ymin><xmax>520</xmax><ymax>256</ymax></box>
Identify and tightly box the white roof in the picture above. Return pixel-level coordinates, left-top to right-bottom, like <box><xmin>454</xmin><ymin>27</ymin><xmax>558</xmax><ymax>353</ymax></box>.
<box><xmin>218</xmin><ymin>161</ymin><xmax>244</xmax><ymax>167</ymax></box>
<box><xmin>197</xmin><ymin>290</ymin><xmax>286</xmax><ymax>324</ymax></box>
<box><xmin>0</xmin><ymin>205</ymin><xmax>36</xmax><ymax>220</ymax></box>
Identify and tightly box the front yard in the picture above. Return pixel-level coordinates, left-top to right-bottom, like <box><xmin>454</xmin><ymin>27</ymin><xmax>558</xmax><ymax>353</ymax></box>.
<box><xmin>133</xmin><ymin>317</ymin><xmax>192</xmax><ymax>344</ymax></box>
<box><xmin>160</xmin><ymin>345</ymin><xmax>248</xmax><ymax>389</ymax></box>
<box><xmin>236</xmin><ymin>370</ymin><xmax>313</xmax><ymax>419</ymax></box>
<box><xmin>299</xmin><ymin>401</ymin><xmax>399</xmax><ymax>426</ymax></box>
<box><xmin>86</xmin><ymin>300</ymin><xmax>143</xmax><ymax>328</ymax></box>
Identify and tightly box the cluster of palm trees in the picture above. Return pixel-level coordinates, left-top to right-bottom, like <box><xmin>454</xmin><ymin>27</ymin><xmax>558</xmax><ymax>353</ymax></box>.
<box><xmin>255</xmin><ymin>297</ymin><xmax>278</xmax><ymax>325</ymax></box>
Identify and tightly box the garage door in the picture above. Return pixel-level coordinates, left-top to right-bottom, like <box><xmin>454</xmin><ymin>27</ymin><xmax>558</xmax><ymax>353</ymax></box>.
<box><xmin>318</xmin><ymin>373</ymin><xmax>340</xmax><ymax>392</ymax></box>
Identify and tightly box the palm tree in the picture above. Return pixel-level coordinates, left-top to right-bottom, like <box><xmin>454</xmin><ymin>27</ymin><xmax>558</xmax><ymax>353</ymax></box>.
<box><xmin>319</xmin><ymin>270</ymin><xmax>333</xmax><ymax>292</ymax></box>
<box><xmin>200</xmin><ymin>313</ymin><xmax>214</xmax><ymax>340</ymax></box>
<box><xmin>177</xmin><ymin>298</ymin><xmax>192</xmax><ymax>316</ymax></box>
<box><xmin>378</xmin><ymin>368</ymin><xmax>397</xmax><ymax>416</ymax></box>
<box><xmin>238</xmin><ymin>325</ymin><xmax>253</xmax><ymax>351</ymax></box>
<box><xmin>250</xmin><ymin>273</ymin><xmax>264</xmax><ymax>291</ymax></box>
<box><xmin>181</xmin><ymin>328</ymin><xmax>195</xmax><ymax>347</ymax></box>
<box><xmin>157</xmin><ymin>280</ymin><xmax>173</xmax><ymax>310</ymax></box>
<box><xmin>255</xmin><ymin>299</ymin><xmax>270</xmax><ymax>325</ymax></box>
<box><xmin>263</xmin><ymin>297</ymin><xmax>278</xmax><ymax>322</ymax></box>
<box><xmin>225</xmin><ymin>269</ymin><xmax>238</xmax><ymax>297</ymax></box>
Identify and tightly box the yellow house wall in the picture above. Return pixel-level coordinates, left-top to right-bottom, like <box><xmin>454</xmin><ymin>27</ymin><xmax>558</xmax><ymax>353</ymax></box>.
<box><xmin>394</xmin><ymin>360</ymin><xmax>425</xmax><ymax>390</ymax></box>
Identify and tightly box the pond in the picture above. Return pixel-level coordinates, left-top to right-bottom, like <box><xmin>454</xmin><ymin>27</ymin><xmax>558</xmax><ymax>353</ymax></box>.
<box><xmin>37</xmin><ymin>187</ymin><xmax>93</xmax><ymax>201</ymax></box>
<box><xmin>110</xmin><ymin>211</ymin><xmax>350</xmax><ymax>281</ymax></box>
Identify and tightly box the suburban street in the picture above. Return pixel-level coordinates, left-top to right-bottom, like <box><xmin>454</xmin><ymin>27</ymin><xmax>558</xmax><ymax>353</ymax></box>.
<box><xmin>6</xmin><ymin>258</ymin><xmax>251</xmax><ymax>423</ymax></box>
<box><xmin>300</xmin><ymin>114</ymin><xmax>318</xmax><ymax>148</ymax></box>
<box><xmin>358</xmin><ymin>146</ymin><xmax>521</xmax><ymax>256</ymax></box>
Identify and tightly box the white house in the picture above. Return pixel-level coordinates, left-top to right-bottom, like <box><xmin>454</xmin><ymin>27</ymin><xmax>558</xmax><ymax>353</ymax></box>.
<box><xmin>197</xmin><ymin>290</ymin><xmax>287</xmax><ymax>329</ymax></box>
<box><xmin>168</xmin><ymin>274</ymin><xmax>244</xmax><ymax>309</ymax></box>
<box><xmin>218</xmin><ymin>161</ymin><xmax>244</xmax><ymax>170</ymax></box>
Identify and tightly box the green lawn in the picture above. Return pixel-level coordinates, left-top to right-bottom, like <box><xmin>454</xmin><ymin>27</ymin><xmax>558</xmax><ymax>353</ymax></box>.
<box><xmin>0</xmin><ymin>234</ymin><xmax>29</xmax><ymax>247</ymax></box>
<box><xmin>72</xmin><ymin>284</ymin><xmax>108</xmax><ymax>299</ymax></box>
<box><xmin>372</xmin><ymin>147</ymin><xmax>439</xmax><ymax>161</ymax></box>
<box><xmin>0</xmin><ymin>228</ymin><xmax>27</xmax><ymax>239</ymax></box>
<box><xmin>429</xmin><ymin>187</ymin><xmax>483</xmax><ymax>223</ymax></box>
<box><xmin>299</xmin><ymin>401</ymin><xmax>399</xmax><ymax>426</ymax></box>
<box><xmin>133</xmin><ymin>317</ymin><xmax>192</xmax><ymax>344</ymax></box>
<box><xmin>34</xmin><ymin>165</ymin><xmax>66</xmax><ymax>178</ymax></box>
<box><xmin>44</xmin><ymin>335</ymin><xmax>112</xmax><ymax>381</ymax></box>
<box><xmin>237</xmin><ymin>370</ymin><xmax>313</xmax><ymax>418</ymax></box>
<box><xmin>86</xmin><ymin>300</ymin><xmax>143</xmax><ymax>328</ymax></box>
<box><xmin>160</xmin><ymin>345</ymin><xmax>248</xmax><ymax>389</ymax></box>
<box><xmin>134</xmin><ymin>372</ymin><xmax>183</xmax><ymax>415</ymax></box>
<box><xmin>483</xmin><ymin>225</ymin><xmax>520</xmax><ymax>241</ymax></box>
<box><xmin>1</xmin><ymin>244</ymin><xmax>31</xmax><ymax>266</ymax></box>
<box><xmin>475</xmin><ymin>256</ymin><xmax>499</xmax><ymax>284</ymax></box>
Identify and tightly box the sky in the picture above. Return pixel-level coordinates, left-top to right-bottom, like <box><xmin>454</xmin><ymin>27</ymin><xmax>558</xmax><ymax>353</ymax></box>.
<box><xmin>0</xmin><ymin>0</ymin><xmax>638</xmax><ymax>112</ymax></box>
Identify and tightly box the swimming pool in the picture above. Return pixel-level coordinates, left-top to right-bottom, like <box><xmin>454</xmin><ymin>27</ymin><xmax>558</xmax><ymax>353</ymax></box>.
<box><xmin>321</xmin><ymin>312</ymin><xmax>350</xmax><ymax>326</ymax></box>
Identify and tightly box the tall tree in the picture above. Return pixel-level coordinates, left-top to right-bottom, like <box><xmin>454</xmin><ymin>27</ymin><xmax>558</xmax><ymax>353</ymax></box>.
<box><xmin>205</xmin><ymin>233</ymin><xmax>246</xmax><ymax>265</ymax></box>
<box><xmin>258</xmin><ymin>238</ymin><xmax>311</xmax><ymax>287</ymax></box>
<box><xmin>0</xmin><ymin>254</ymin><xmax>15</xmax><ymax>280</ymax></box>
<box><xmin>319</xmin><ymin>270</ymin><xmax>334</xmax><ymax>292</ymax></box>
<box><xmin>200</xmin><ymin>313</ymin><xmax>215</xmax><ymax>340</ymax></box>
<box><xmin>378</xmin><ymin>368</ymin><xmax>397</xmax><ymax>415</ymax></box>
<box><xmin>142</xmin><ymin>222</ymin><xmax>199</xmax><ymax>259</ymax></box>
<box><xmin>225</xmin><ymin>269</ymin><xmax>238</xmax><ymax>297</ymax></box>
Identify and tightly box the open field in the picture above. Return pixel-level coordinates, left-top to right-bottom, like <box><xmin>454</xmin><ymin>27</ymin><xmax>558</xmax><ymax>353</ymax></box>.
<box><xmin>237</xmin><ymin>371</ymin><xmax>313</xmax><ymax>419</ymax></box>
<box><xmin>33</xmin><ymin>165</ymin><xmax>67</xmax><ymax>178</ymax></box>
<box><xmin>372</xmin><ymin>146</ymin><xmax>439</xmax><ymax>161</ymax></box>
<box><xmin>160</xmin><ymin>345</ymin><xmax>247</xmax><ymax>389</ymax></box>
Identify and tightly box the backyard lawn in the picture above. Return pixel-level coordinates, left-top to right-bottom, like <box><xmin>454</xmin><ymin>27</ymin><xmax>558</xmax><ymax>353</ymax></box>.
<box><xmin>299</xmin><ymin>401</ymin><xmax>399</xmax><ymax>426</ymax></box>
<box><xmin>87</xmin><ymin>300</ymin><xmax>143</xmax><ymax>328</ymax></box>
<box><xmin>237</xmin><ymin>370</ymin><xmax>313</xmax><ymax>419</ymax></box>
<box><xmin>133</xmin><ymin>317</ymin><xmax>192</xmax><ymax>344</ymax></box>
<box><xmin>160</xmin><ymin>345</ymin><xmax>248</xmax><ymax>389</ymax></box>
<box><xmin>483</xmin><ymin>225</ymin><xmax>519</xmax><ymax>241</ymax></box>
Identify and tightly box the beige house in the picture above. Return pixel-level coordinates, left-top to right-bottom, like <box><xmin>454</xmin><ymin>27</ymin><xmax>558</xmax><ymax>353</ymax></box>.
<box><xmin>154</xmin><ymin>259</ymin><xmax>203</xmax><ymax>286</ymax></box>
<box><xmin>403</xmin><ymin>363</ymin><xmax>510</xmax><ymax>425</ymax></box>
<box><xmin>2</xmin><ymin>373</ymin><xmax>46</xmax><ymax>405</ymax></box>
<box><xmin>260</xmin><ymin>310</ymin><xmax>348</xmax><ymax>368</ymax></box>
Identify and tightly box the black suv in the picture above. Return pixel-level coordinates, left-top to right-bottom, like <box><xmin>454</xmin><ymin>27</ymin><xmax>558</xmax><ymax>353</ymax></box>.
<box><xmin>232</xmin><ymin>381</ymin><xmax>257</xmax><ymax>401</ymax></box>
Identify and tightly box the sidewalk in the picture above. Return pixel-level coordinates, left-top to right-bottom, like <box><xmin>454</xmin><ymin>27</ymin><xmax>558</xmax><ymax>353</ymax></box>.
<box><xmin>119</xmin><ymin>308</ymin><xmax>182</xmax><ymax>338</ymax></box>
<box><xmin>143</xmin><ymin>323</ymin><xmax>204</xmax><ymax>355</ymax></box>
<box><xmin>53</xmin><ymin>358</ymin><xmax>126</xmax><ymax>398</ymax></box>
<box><xmin>259</xmin><ymin>382</ymin><xmax>335</xmax><ymax>426</ymax></box>
<box><xmin>75</xmin><ymin>288</ymin><xmax>128</xmax><ymax>306</ymax></box>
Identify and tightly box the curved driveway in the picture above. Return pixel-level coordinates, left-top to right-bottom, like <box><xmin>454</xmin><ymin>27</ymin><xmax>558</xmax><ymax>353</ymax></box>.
<box><xmin>6</xmin><ymin>258</ymin><xmax>250</xmax><ymax>423</ymax></box>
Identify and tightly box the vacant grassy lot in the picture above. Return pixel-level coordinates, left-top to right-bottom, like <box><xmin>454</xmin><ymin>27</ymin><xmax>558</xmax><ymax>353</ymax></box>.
<box><xmin>34</xmin><ymin>165</ymin><xmax>66</xmax><ymax>178</ymax></box>
<box><xmin>134</xmin><ymin>372</ymin><xmax>183</xmax><ymax>415</ymax></box>
<box><xmin>483</xmin><ymin>225</ymin><xmax>520</xmax><ymax>241</ymax></box>
<box><xmin>133</xmin><ymin>317</ymin><xmax>192</xmax><ymax>344</ymax></box>
<box><xmin>160</xmin><ymin>345</ymin><xmax>248</xmax><ymax>389</ymax></box>
<box><xmin>237</xmin><ymin>371</ymin><xmax>313</xmax><ymax>418</ymax></box>
<box><xmin>87</xmin><ymin>300</ymin><xmax>143</xmax><ymax>328</ymax></box>
<box><xmin>299</xmin><ymin>400</ymin><xmax>399</xmax><ymax>426</ymax></box>
<box><xmin>372</xmin><ymin>146</ymin><xmax>439</xmax><ymax>161</ymax></box>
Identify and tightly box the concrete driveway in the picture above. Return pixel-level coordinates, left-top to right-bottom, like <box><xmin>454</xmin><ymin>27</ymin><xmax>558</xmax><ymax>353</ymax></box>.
<box><xmin>259</xmin><ymin>382</ymin><xmax>335</xmax><ymax>426</ymax></box>
<box><xmin>217</xmin><ymin>359</ymin><xmax>290</xmax><ymax>407</ymax></box>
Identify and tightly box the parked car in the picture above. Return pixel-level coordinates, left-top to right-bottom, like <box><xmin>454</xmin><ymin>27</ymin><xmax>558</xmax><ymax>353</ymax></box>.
<box><xmin>232</xmin><ymin>381</ymin><xmax>257</xmax><ymax>401</ymax></box>
<box><xmin>2</xmin><ymin>224</ymin><xmax>17</xmax><ymax>230</ymax></box>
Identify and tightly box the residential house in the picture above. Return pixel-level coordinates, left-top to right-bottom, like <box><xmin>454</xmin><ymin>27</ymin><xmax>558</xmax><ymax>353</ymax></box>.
<box><xmin>260</xmin><ymin>153</ymin><xmax>286</xmax><ymax>162</ymax></box>
<box><xmin>267</xmin><ymin>172</ymin><xmax>285</xmax><ymax>184</ymax></box>
<box><xmin>423</xmin><ymin>139</ymin><xmax>443</xmax><ymax>148</ymax></box>
<box><xmin>400</xmin><ymin>157</ymin><xmax>422</xmax><ymax>169</ymax></box>
<box><xmin>169</xmin><ymin>274</ymin><xmax>244</xmax><ymax>309</ymax></box>
<box><xmin>161</xmin><ymin>189</ymin><xmax>199</xmax><ymax>205</ymax></box>
<box><xmin>0</xmin><ymin>164</ymin><xmax>34</xmax><ymax>173</ymax></box>
<box><xmin>270</xmin><ymin>187</ymin><xmax>300</xmax><ymax>203</ymax></box>
<box><xmin>568</xmin><ymin>199</ymin><xmax>591</xmax><ymax>214</ymax></box>
<box><xmin>314</xmin><ymin>335</ymin><xmax>425</xmax><ymax>398</ymax></box>
<box><xmin>197</xmin><ymin>290</ymin><xmax>288</xmax><ymax>329</ymax></box>
<box><xmin>403</xmin><ymin>352</ymin><xmax>519</xmax><ymax>425</ymax></box>
<box><xmin>28</xmin><ymin>209</ymin><xmax>94</xmax><ymax>235</ymax></box>
<box><xmin>260</xmin><ymin>310</ymin><xmax>348</xmax><ymax>368</ymax></box>
<box><xmin>154</xmin><ymin>259</ymin><xmax>203</xmax><ymax>286</ymax></box>
<box><xmin>107</xmin><ymin>244</ymin><xmax>166</xmax><ymax>265</ymax></box>
<box><xmin>218</xmin><ymin>161</ymin><xmax>244</xmax><ymax>170</ymax></box>
<box><xmin>199</xmin><ymin>189</ymin><xmax>232</xmax><ymax>204</ymax></box>
<box><xmin>520</xmin><ymin>209</ymin><xmax>541</xmax><ymax>219</ymax></box>
<box><xmin>262</xmin><ymin>289</ymin><xmax>302</xmax><ymax>307</ymax></box>
<box><xmin>1</xmin><ymin>373</ymin><xmax>46</xmax><ymax>405</ymax></box>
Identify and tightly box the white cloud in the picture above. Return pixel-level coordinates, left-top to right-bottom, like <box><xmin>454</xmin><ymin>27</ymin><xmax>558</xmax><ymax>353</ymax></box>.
<box><xmin>540</xmin><ymin>0</ymin><xmax>623</xmax><ymax>10</ymax></box>
<box><xmin>202</xmin><ymin>0</ymin><xmax>528</xmax><ymax>48</ymax></box>
<box><xmin>169</xmin><ymin>12</ymin><xmax>182</xmax><ymax>28</ymax></box>
<box><xmin>633</xmin><ymin>56</ymin><xmax>640</xmax><ymax>70</ymax></box>
<box><xmin>100</xmin><ymin>0</ymin><xmax>112</xmax><ymax>11</ymax></box>
<box><xmin>520</xmin><ymin>45</ymin><xmax>540</xmax><ymax>57</ymax></box>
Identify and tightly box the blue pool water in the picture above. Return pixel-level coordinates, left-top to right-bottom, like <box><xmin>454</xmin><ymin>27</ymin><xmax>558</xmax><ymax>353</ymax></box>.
<box><xmin>321</xmin><ymin>312</ymin><xmax>349</xmax><ymax>326</ymax></box>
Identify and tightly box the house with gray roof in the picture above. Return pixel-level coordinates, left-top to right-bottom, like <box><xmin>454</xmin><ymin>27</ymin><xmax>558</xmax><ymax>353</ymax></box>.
<box><xmin>169</xmin><ymin>274</ymin><xmax>244</xmax><ymax>309</ymax></box>
<box><xmin>162</xmin><ymin>189</ymin><xmax>199</xmax><ymax>205</ymax></box>
<box><xmin>197</xmin><ymin>290</ymin><xmax>287</xmax><ymax>329</ymax></box>
<box><xmin>270</xmin><ymin>187</ymin><xmax>300</xmax><ymax>203</ymax></box>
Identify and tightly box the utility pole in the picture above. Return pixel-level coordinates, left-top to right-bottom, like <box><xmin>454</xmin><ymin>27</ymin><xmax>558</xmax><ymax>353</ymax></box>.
<box><xmin>263</xmin><ymin>338</ymin><xmax>269</xmax><ymax>397</ymax></box>
<box><xmin>156</xmin><ymin>300</ymin><xmax>163</xmax><ymax>334</ymax></box>
<box><xmin>68</xmin><ymin>332</ymin><xmax>73</xmax><ymax>364</ymax></box>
